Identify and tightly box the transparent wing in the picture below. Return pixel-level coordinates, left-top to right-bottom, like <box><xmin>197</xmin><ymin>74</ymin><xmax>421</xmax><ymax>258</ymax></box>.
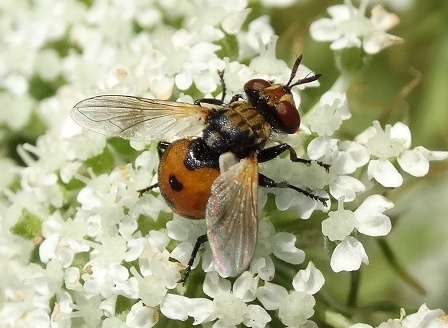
<box><xmin>206</xmin><ymin>154</ymin><xmax>259</xmax><ymax>278</ymax></box>
<box><xmin>71</xmin><ymin>95</ymin><xmax>212</xmax><ymax>141</ymax></box>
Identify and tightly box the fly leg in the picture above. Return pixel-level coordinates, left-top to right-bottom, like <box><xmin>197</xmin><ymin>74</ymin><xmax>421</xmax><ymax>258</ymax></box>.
<box><xmin>257</xmin><ymin>144</ymin><xmax>329</xmax><ymax>205</ymax></box>
<box><xmin>259</xmin><ymin>174</ymin><xmax>328</xmax><ymax>206</ymax></box>
<box><xmin>195</xmin><ymin>71</ymin><xmax>242</xmax><ymax>106</ymax></box>
<box><xmin>137</xmin><ymin>141</ymin><xmax>170</xmax><ymax>196</ymax></box>
<box><xmin>258</xmin><ymin>143</ymin><xmax>330</xmax><ymax>171</ymax></box>
<box><xmin>178</xmin><ymin>234</ymin><xmax>208</xmax><ymax>284</ymax></box>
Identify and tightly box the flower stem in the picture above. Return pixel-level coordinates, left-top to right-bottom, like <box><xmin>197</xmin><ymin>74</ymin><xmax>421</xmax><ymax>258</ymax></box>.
<box><xmin>377</xmin><ymin>238</ymin><xmax>426</xmax><ymax>294</ymax></box>
<box><xmin>347</xmin><ymin>269</ymin><xmax>360</xmax><ymax>308</ymax></box>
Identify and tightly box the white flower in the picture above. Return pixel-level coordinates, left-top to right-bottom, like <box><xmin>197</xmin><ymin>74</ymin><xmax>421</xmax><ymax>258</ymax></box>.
<box><xmin>356</xmin><ymin>121</ymin><xmax>448</xmax><ymax>187</ymax></box>
<box><xmin>169</xmin><ymin>217</ymin><xmax>305</xmax><ymax>282</ymax></box>
<box><xmin>160</xmin><ymin>294</ymin><xmax>215</xmax><ymax>325</ymax></box>
<box><xmin>162</xmin><ymin>272</ymin><xmax>270</xmax><ymax>327</ymax></box>
<box><xmin>259</xmin><ymin>156</ymin><xmax>330</xmax><ymax>219</ymax></box>
<box><xmin>292</xmin><ymin>262</ymin><xmax>325</xmax><ymax>295</ymax></box>
<box><xmin>126</xmin><ymin>301</ymin><xmax>158</xmax><ymax>328</ymax></box>
<box><xmin>167</xmin><ymin>215</ymin><xmax>207</xmax><ymax>273</ymax></box>
<box><xmin>307</xmin><ymin>137</ymin><xmax>368</xmax><ymax>202</ymax></box>
<box><xmin>323</xmin><ymin>195</ymin><xmax>394</xmax><ymax>272</ymax></box>
<box><xmin>205</xmin><ymin>272</ymin><xmax>270</xmax><ymax>328</ymax></box>
<box><xmin>237</xmin><ymin>15</ymin><xmax>275</xmax><ymax>59</ymax></box>
<box><xmin>40</xmin><ymin>212</ymin><xmax>90</xmax><ymax>267</ymax></box>
<box><xmin>71</xmin><ymin>294</ymin><xmax>103</xmax><ymax>327</ymax></box>
<box><xmin>310</xmin><ymin>0</ymin><xmax>403</xmax><ymax>54</ymax></box>
<box><xmin>306</xmin><ymin>91</ymin><xmax>351</xmax><ymax>136</ymax></box>
<box><xmin>257</xmin><ymin>263</ymin><xmax>324</xmax><ymax>327</ymax></box>
<box><xmin>402</xmin><ymin>304</ymin><xmax>448</xmax><ymax>327</ymax></box>
<box><xmin>349</xmin><ymin>304</ymin><xmax>448</xmax><ymax>328</ymax></box>
<box><xmin>251</xmin><ymin>219</ymin><xmax>306</xmax><ymax>281</ymax></box>
<box><xmin>330</xmin><ymin>236</ymin><xmax>369</xmax><ymax>272</ymax></box>
<box><xmin>82</xmin><ymin>263</ymin><xmax>130</xmax><ymax>299</ymax></box>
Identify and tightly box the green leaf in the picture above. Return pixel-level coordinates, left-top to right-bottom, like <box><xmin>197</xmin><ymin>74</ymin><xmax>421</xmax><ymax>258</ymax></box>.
<box><xmin>10</xmin><ymin>208</ymin><xmax>42</xmax><ymax>240</ymax></box>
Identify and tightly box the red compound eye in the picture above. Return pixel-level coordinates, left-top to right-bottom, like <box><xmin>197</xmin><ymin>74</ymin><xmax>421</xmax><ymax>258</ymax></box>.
<box><xmin>275</xmin><ymin>101</ymin><xmax>300</xmax><ymax>134</ymax></box>
<box><xmin>244</xmin><ymin>79</ymin><xmax>271</xmax><ymax>93</ymax></box>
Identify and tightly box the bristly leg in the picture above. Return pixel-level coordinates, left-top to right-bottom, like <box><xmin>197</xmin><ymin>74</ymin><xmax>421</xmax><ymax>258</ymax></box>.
<box><xmin>137</xmin><ymin>183</ymin><xmax>158</xmax><ymax>197</ymax></box>
<box><xmin>259</xmin><ymin>173</ymin><xmax>328</xmax><ymax>206</ymax></box>
<box><xmin>178</xmin><ymin>234</ymin><xmax>208</xmax><ymax>284</ymax></box>
<box><xmin>137</xmin><ymin>141</ymin><xmax>171</xmax><ymax>197</ymax></box>
<box><xmin>258</xmin><ymin>143</ymin><xmax>330</xmax><ymax>172</ymax></box>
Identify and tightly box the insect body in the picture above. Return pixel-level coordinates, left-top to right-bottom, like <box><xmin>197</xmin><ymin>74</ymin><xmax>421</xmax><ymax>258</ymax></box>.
<box><xmin>157</xmin><ymin>138</ymin><xmax>220</xmax><ymax>220</ymax></box>
<box><xmin>71</xmin><ymin>55</ymin><xmax>327</xmax><ymax>281</ymax></box>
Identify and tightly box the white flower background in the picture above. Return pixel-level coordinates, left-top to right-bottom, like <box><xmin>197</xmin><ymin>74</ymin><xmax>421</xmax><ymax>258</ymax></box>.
<box><xmin>1</xmin><ymin>0</ymin><xmax>448</xmax><ymax>327</ymax></box>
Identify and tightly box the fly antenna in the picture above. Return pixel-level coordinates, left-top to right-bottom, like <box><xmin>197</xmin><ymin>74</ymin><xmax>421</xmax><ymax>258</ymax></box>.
<box><xmin>285</xmin><ymin>55</ymin><xmax>303</xmax><ymax>87</ymax></box>
<box><xmin>286</xmin><ymin>55</ymin><xmax>321</xmax><ymax>88</ymax></box>
<box><xmin>289</xmin><ymin>73</ymin><xmax>321</xmax><ymax>88</ymax></box>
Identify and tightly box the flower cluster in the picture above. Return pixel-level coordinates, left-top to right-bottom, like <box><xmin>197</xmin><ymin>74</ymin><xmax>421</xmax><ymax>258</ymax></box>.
<box><xmin>1</xmin><ymin>0</ymin><xmax>447</xmax><ymax>327</ymax></box>
<box><xmin>350</xmin><ymin>304</ymin><xmax>448</xmax><ymax>328</ymax></box>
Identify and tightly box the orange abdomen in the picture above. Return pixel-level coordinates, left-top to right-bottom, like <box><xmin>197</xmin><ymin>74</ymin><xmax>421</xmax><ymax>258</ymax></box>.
<box><xmin>157</xmin><ymin>139</ymin><xmax>220</xmax><ymax>220</ymax></box>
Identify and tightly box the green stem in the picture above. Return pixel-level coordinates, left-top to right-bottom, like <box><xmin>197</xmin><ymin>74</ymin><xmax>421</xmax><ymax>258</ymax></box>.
<box><xmin>377</xmin><ymin>238</ymin><xmax>426</xmax><ymax>294</ymax></box>
<box><xmin>347</xmin><ymin>269</ymin><xmax>360</xmax><ymax>308</ymax></box>
<box><xmin>315</xmin><ymin>304</ymin><xmax>354</xmax><ymax>328</ymax></box>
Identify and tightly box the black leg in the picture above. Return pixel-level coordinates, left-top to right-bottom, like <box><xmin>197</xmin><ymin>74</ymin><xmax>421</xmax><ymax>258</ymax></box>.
<box><xmin>229</xmin><ymin>94</ymin><xmax>243</xmax><ymax>103</ymax></box>
<box><xmin>137</xmin><ymin>183</ymin><xmax>158</xmax><ymax>197</ymax></box>
<box><xmin>259</xmin><ymin>174</ymin><xmax>328</xmax><ymax>206</ymax></box>
<box><xmin>155</xmin><ymin>140</ymin><xmax>170</xmax><ymax>157</ymax></box>
<box><xmin>178</xmin><ymin>234</ymin><xmax>208</xmax><ymax>284</ymax></box>
<box><xmin>194</xmin><ymin>97</ymin><xmax>225</xmax><ymax>106</ymax></box>
<box><xmin>258</xmin><ymin>143</ymin><xmax>330</xmax><ymax>171</ymax></box>
<box><xmin>137</xmin><ymin>141</ymin><xmax>170</xmax><ymax>196</ymax></box>
<box><xmin>218</xmin><ymin>70</ymin><xmax>226</xmax><ymax>103</ymax></box>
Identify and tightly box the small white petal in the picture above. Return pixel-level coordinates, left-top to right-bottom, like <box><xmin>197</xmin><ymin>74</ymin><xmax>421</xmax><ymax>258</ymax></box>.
<box><xmin>188</xmin><ymin>298</ymin><xmax>216</xmax><ymax>324</ymax></box>
<box><xmin>174</xmin><ymin>72</ymin><xmax>192</xmax><ymax>90</ymax></box>
<box><xmin>367</xmin><ymin>159</ymin><xmax>403</xmax><ymax>187</ymax></box>
<box><xmin>170</xmin><ymin>242</ymin><xmax>195</xmax><ymax>267</ymax></box>
<box><xmin>160</xmin><ymin>294</ymin><xmax>189</xmax><ymax>321</ymax></box>
<box><xmin>414</xmin><ymin>146</ymin><xmax>448</xmax><ymax>161</ymax></box>
<box><xmin>349</xmin><ymin>324</ymin><xmax>373</xmax><ymax>328</ymax></box>
<box><xmin>355</xmin><ymin>125</ymin><xmax>377</xmax><ymax>145</ymax></box>
<box><xmin>222</xmin><ymin>9</ymin><xmax>250</xmax><ymax>34</ymax></box>
<box><xmin>332</xmin><ymin>151</ymin><xmax>358</xmax><ymax>174</ymax></box>
<box><xmin>390</xmin><ymin>121</ymin><xmax>412</xmax><ymax>149</ymax></box>
<box><xmin>274</xmin><ymin>188</ymin><xmax>295</xmax><ymax>210</ymax></box>
<box><xmin>327</xmin><ymin>4</ymin><xmax>351</xmax><ymax>21</ymax></box>
<box><xmin>330</xmin><ymin>175</ymin><xmax>365</xmax><ymax>202</ymax></box>
<box><xmin>370</xmin><ymin>5</ymin><xmax>401</xmax><ymax>31</ymax></box>
<box><xmin>251</xmin><ymin>256</ymin><xmax>275</xmax><ymax>281</ymax></box>
<box><xmin>356</xmin><ymin>212</ymin><xmax>392</xmax><ymax>237</ymax></box>
<box><xmin>309</xmin><ymin>18</ymin><xmax>340</xmax><ymax>41</ymax></box>
<box><xmin>278</xmin><ymin>291</ymin><xmax>315</xmax><ymax>327</ymax></box>
<box><xmin>330</xmin><ymin>237</ymin><xmax>369</xmax><ymax>272</ymax></box>
<box><xmin>203</xmin><ymin>272</ymin><xmax>232</xmax><ymax>298</ymax></box>
<box><xmin>331</xmin><ymin>33</ymin><xmax>362</xmax><ymax>50</ymax></box>
<box><xmin>320</xmin><ymin>91</ymin><xmax>351</xmax><ymax>120</ymax></box>
<box><xmin>126</xmin><ymin>301</ymin><xmax>158</xmax><ymax>328</ymax></box>
<box><xmin>292</xmin><ymin>262</ymin><xmax>325</xmax><ymax>295</ymax></box>
<box><xmin>233</xmin><ymin>272</ymin><xmax>257</xmax><ymax>302</ymax></box>
<box><xmin>355</xmin><ymin>194</ymin><xmax>394</xmax><ymax>216</ymax></box>
<box><xmin>307</xmin><ymin>103</ymin><xmax>343</xmax><ymax>136</ymax></box>
<box><xmin>402</xmin><ymin>303</ymin><xmax>445</xmax><ymax>327</ymax></box>
<box><xmin>398</xmin><ymin>149</ymin><xmax>429</xmax><ymax>177</ymax></box>
<box><xmin>322</xmin><ymin>204</ymin><xmax>356</xmax><ymax>241</ymax></box>
<box><xmin>213</xmin><ymin>292</ymin><xmax>247</xmax><ymax>326</ymax></box>
<box><xmin>363</xmin><ymin>31</ymin><xmax>403</xmax><ymax>55</ymax></box>
<box><xmin>243</xmin><ymin>304</ymin><xmax>271</xmax><ymax>328</ymax></box>
<box><xmin>338</xmin><ymin>141</ymin><xmax>370</xmax><ymax>168</ymax></box>
<box><xmin>273</xmin><ymin>232</ymin><xmax>305</xmax><ymax>265</ymax></box>
<box><xmin>256</xmin><ymin>282</ymin><xmax>288</xmax><ymax>310</ymax></box>
<box><xmin>307</xmin><ymin>136</ymin><xmax>338</xmax><ymax>160</ymax></box>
